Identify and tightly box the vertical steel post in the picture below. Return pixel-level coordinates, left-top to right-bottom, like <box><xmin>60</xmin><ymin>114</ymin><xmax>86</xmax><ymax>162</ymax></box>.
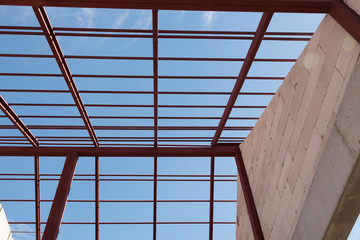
<box><xmin>209</xmin><ymin>156</ymin><xmax>215</xmax><ymax>240</ymax></box>
<box><xmin>152</xmin><ymin>9</ymin><xmax>159</xmax><ymax>147</ymax></box>
<box><xmin>42</xmin><ymin>153</ymin><xmax>79</xmax><ymax>240</ymax></box>
<box><xmin>95</xmin><ymin>156</ymin><xmax>100</xmax><ymax>240</ymax></box>
<box><xmin>235</xmin><ymin>150</ymin><xmax>264</xmax><ymax>240</ymax></box>
<box><xmin>34</xmin><ymin>156</ymin><xmax>41</xmax><ymax>240</ymax></box>
<box><xmin>153</xmin><ymin>156</ymin><xmax>158</xmax><ymax>240</ymax></box>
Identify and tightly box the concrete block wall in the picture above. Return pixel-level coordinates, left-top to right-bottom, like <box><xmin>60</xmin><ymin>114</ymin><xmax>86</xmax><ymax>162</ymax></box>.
<box><xmin>0</xmin><ymin>202</ymin><xmax>14</xmax><ymax>240</ymax></box>
<box><xmin>236</xmin><ymin>5</ymin><xmax>360</xmax><ymax>240</ymax></box>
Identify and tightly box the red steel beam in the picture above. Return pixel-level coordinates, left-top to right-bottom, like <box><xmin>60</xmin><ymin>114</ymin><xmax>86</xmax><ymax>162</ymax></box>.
<box><xmin>95</xmin><ymin>157</ymin><xmax>99</xmax><ymax>240</ymax></box>
<box><xmin>32</xmin><ymin>7</ymin><xmax>99</xmax><ymax>147</ymax></box>
<box><xmin>0</xmin><ymin>146</ymin><xmax>239</xmax><ymax>157</ymax></box>
<box><xmin>209</xmin><ymin>156</ymin><xmax>215</xmax><ymax>240</ymax></box>
<box><xmin>329</xmin><ymin>1</ymin><xmax>360</xmax><ymax>43</ymax></box>
<box><xmin>0</xmin><ymin>0</ymin><xmax>335</xmax><ymax>12</ymax></box>
<box><xmin>153</xmin><ymin>9</ymin><xmax>159</xmax><ymax>148</ymax></box>
<box><xmin>34</xmin><ymin>156</ymin><xmax>41</xmax><ymax>240</ymax></box>
<box><xmin>42</xmin><ymin>153</ymin><xmax>79</xmax><ymax>240</ymax></box>
<box><xmin>235</xmin><ymin>149</ymin><xmax>264</xmax><ymax>240</ymax></box>
<box><xmin>0</xmin><ymin>95</ymin><xmax>38</xmax><ymax>147</ymax></box>
<box><xmin>211</xmin><ymin>12</ymin><xmax>273</xmax><ymax>147</ymax></box>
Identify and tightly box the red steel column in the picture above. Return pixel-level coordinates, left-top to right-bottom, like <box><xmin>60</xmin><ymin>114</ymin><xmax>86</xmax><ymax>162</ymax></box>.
<box><xmin>235</xmin><ymin>149</ymin><xmax>264</xmax><ymax>240</ymax></box>
<box><xmin>153</xmin><ymin>156</ymin><xmax>158</xmax><ymax>240</ymax></box>
<box><xmin>42</xmin><ymin>153</ymin><xmax>79</xmax><ymax>240</ymax></box>
<box><xmin>95</xmin><ymin>156</ymin><xmax>100</xmax><ymax>240</ymax></box>
<box><xmin>209</xmin><ymin>156</ymin><xmax>215</xmax><ymax>240</ymax></box>
<box><xmin>211</xmin><ymin>12</ymin><xmax>273</xmax><ymax>147</ymax></box>
<box><xmin>34</xmin><ymin>156</ymin><xmax>41</xmax><ymax>240</ymax></box>
<box><xmin>152</xmin><ymin>9</ymin><xmax>159</xmax><ymax>147</ymax></box>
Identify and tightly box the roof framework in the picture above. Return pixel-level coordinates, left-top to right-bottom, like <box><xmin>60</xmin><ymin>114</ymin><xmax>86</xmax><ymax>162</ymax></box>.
<box><xmin>0</xmin><ymin>1</ymin><xmax>359</xmax><ymax>240</ymax></box>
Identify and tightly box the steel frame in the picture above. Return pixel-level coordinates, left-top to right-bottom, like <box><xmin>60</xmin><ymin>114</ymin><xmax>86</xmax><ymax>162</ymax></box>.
<box><xmin>0</xmin><ymin>1</ymin><xmax>359</xmax><ymax>240</ymax></box>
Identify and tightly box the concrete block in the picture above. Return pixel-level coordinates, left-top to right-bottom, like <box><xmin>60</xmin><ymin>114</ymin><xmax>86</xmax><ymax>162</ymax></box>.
<box><xmin>317</xmin><ymin>24</ymin><xmax>345</xmax><ymax>98</ymax></box>
<box><xmin>299</xmin><ymin>128</ymin><xmax>323</xmax><ymax>188</ymax></box>
<box><xmin>288</xmin><ymin>104</ymin><xmax>308</xmax><ymax>157</ymax></box>
<box><xmin>277</xmin><ymin>150</ymin><xmax>293</xmax><ymax>196</ymax></box>
<box><xmin>288</xmin><ymin>143</ymin><xmax>306</xmax><ymax>192</ymax></box>
<box><xmin>335</xmin><ymin>57</ymin><xmax>360</xmax><ymax>158</ymax></box>
<box><xmin>318</xmin><ymin>15</ymin><xmax>337</xmax><ymax>53</ymax></box>
<box><xmin>335</xmin><ymin>34</ymin><xmax>357</xmax><ymax>78</ymax></box>
<box><xmin>302</xmin><ymin>46</ymin><xmax>326</xmax><ymax>111</ymax></box>
<box><xmin>300</xmin><ymin>87</ymin><xmax>323</xmax><ymax>149</ymax></box>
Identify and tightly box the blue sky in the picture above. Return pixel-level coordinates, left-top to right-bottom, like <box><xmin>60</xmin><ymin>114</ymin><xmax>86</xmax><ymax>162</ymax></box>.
<box><xmin>0</xmin><ymin>5</ymin><xmax>335</xmax><ymax>240</ymax></box>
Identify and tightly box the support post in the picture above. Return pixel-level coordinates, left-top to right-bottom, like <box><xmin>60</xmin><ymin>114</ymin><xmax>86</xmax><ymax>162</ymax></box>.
<box><xmin>42</xmin><ymin>153</ymin><xmax>79</xmax><ymax>240</ymax></box>
<box><xmin>34</xmin><ymin>156</ymin><xmax>41</xmax><ymax>240</ymax></box>
<box><xmin>209</xmin><ymin>156</ymin><xmax>215</xmax><ymax>240</ymax></box>
<box><xmin>153</xmin><ymin>156</ymin><xmax>158</xmax><ymax>240</ymax></box>
<box><xmin>235</xmin><ymin>149</ymin><xmax>264</xmax><ymax>240</ymax></box>
<box><xmin>95</xmin><ymin>156</ymin><xmax>99</xmax><ymax>240</ymax></box>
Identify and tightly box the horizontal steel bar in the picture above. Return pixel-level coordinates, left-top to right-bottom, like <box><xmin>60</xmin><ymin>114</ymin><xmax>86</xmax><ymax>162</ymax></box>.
<box><xmin>0</xmin><ymin>115</ymin><xmax>259</xmax><ymax>120</ymax></box>
<box><xmin>0</xmin><ymin>146</ymin><xmax>240</xmax><ymax>156</ymax></box>
<box><xmin>9</xmin><ymin>221</ymin><xmax>236</xmax><ymax>225</ymax></box>
<box><xmin>7</xmin><ymin>103</ymin><xmax>267</xmax><ymax>108</ymax></box>
<box><xmin>0</xmin><ymin>199</ymin><xmax>237</xmax><ymax>203</ymax></box>
<box><xmin>0</xmin><ymin>89</ymin><xmax>275</xmax><ymax>95</ymax></box>
<box><xmin>0</xmin><ymin>73</ymin><xmax>285</xmax><ymax>80</ymax></box>
<box><xmin>0</xmin><ymin>53</ymin><xmax>296</xmax><ymax>62</ymax></box>
<box><xmin>0</xmin><ymin>0</ymin><xmax>335</xmax><ymax>12</ymax></box>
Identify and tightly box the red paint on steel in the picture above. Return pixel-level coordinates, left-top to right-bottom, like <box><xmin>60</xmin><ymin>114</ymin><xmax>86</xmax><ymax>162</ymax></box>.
<box><xmin>235</xmin><ymin>149</ymin><xmax>264</xmax><ymax>240</ymax></box>
<box><xmin>42</xmin><ymin>153</ymin><xmax>79</xmax><ymax>240</ymax></box>
<box><xmin>153</xmin><ymin>156</ymin><xmax>158</xmax><ymax>240</ymax></box>
<box><xmin>211</xmin><ymin>12</ymin><xmax>273</xmax><ymax>147</ymax></box>
<box><xmin>0</xmin><ymin>146</ymin><xmax>239</xmax><ymax>157</ymax></box>
<box><xmin>0</xmin><ymin>0</ymin><xmax>335</xmax><ymax>12</ymax></box>
<box><xmin>34</xmin><ymin>156</ymin><xmax>41</xmax><ymax>240</ymax></box>
<box><xmin>329</xmin><ymin>1</ymin><xmax>360</xmax><ymax>44</ymax></box>
<box><xmin>153</xmin><ymin>10</ymin><xmax>159</xmax><ymax>148</ymax></box>
<box><xmin>0</xmin><ymin>95</ymin><xmax>38</xmax><ymax>146</ymax></box>
<box><xmin>95</xmin><ymin>157</ymin><xmax>99</xmax><ymax>240</ymax></box>
<box><xmin>32</xmin><ymin>7</ymin><xmax>99</xmax><ymax>147</ymax></box>
<box><xmin>209</xmin><ymin>156</ymin><xmax>215</xmax><ymax>240</ymax></box>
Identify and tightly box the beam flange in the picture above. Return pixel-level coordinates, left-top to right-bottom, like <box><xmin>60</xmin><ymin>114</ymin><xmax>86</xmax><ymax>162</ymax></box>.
<box><xmin>0</xmin><ymin>146</ymin><xmax>239</xmax><ymax>157</ymax></box>
<box><xmin>42</xmin><ymin>153</ymin><xmax>79</xmax><ymax>240</ymax></box>
<box><xmin>0</xmin><ymin>0</ymin><xmax>335</xmax><ymax>12</ymax></box>
<box><xmin>0</xmin><ymin>95</ymin><xmax>38</xmax><ymax>146</ymax></box>
<box><xmin>32</xmin><ymin>6</ymin><xmax>99</xmax><ymax>147</ymax></box>
<box><xmin>329</xmin><ymin>1</ymin><xmax>360</xmax><ymax>43</ymax></box>
<box><xmin>211</xmin><ymin>12</ymin><xmax>273</xmax><ymax>147</ymax></box>
<box><xmin>235</xmin><ymin>149</ymin><xmax>264</xmax><ymax>240</ymax></box>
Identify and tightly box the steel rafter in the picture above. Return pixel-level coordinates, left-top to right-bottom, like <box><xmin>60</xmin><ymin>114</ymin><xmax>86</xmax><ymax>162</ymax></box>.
<box><xmin>42</xmin><ymin>153</ymin><xmax>79</xmax><ymax>240</ymax></box>
<box><xmin>152</xmin><ymin>9</ymin><xmax>159</xmax><ymax>148</ymax></box>
<box><xmin>0</xmin><ymin>95</ymin><xmax>39</xmax><ymax>146</ymax></box>
<box><xmin>211</xmin><ymin>12</ymin><xmax>273</xmax><ymax>147</ymax></box>
<box><xmin>0</xmin><ymin>0</ymin><xmax>336</xmax><ymax>12</ymax></box>
<box><xmin>235</xmin><ymin>149</ymin><xmax>264</xmax><ymax>240</ymax></box>
<box><xmin>153</xmin><ymin>156</ymin><xmax>158</xmax><ymax>240</ymax></box>
<box><xmin>32</xmin><ymin>6</ymin><xmax>99</xmax><ymax>147</ymax></box>
<box><xmin>0</xmin><ymin>146</ymin><xmax>239</xmax><ymax>156</ymax></box>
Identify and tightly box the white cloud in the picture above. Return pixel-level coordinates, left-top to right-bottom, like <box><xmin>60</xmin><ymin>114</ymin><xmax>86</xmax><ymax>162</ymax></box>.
<box><xmin>178</xmin><ymin>10</ymin><xmax>185</xmax><ymax>22</ymax></box>
<box><xmin>76</xmin><ymin>8</ymin><xmax>96</xmax><ymax>28</ymax></box>
<box><xmin>10</xmin><ymin>224</ymin><xmax>34</xmax><ymax>240</ymax></box>
<box><xmin>112</xmin><ymin>10</ymin><xmax>129</xmax><ymax>29</ymax></box>
<box><xmin>202</xmin><ymin>11</ymin><xmax>216</xmax><ymax>29</ymax></box>
<box><xmin>132</xmin><ymin>10</ymin><xmax>152</xmax><ymax>29</ymax></box>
